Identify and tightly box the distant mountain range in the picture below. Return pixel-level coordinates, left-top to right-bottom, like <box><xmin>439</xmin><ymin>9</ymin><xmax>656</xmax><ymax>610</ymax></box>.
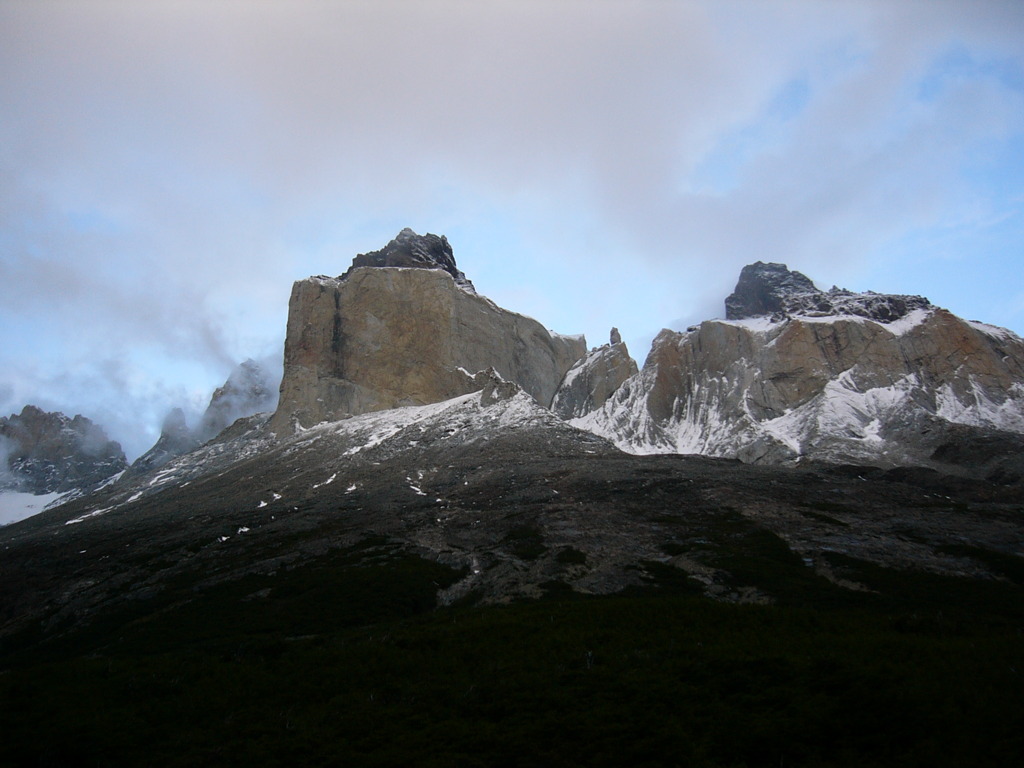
<box><xmin>2</xmin><ymin>226</ymin><xmax>1022</xmax><ymax>608</ymax></box>
<box><xmin>3</xmin><ymin>230</ymin><xmax>1023</xmax><ymax>767</ymax></box>
<box><xmin>4</xmin><ymin>228</ymin><xmax>1023</xmax><ymax>520</ymax></box>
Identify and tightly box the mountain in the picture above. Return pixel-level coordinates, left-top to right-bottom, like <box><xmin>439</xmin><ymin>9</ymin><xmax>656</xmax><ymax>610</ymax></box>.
<box><xmin>551</xmin><ymin>328</ymin><xmax>638</xmax><ymax>419</ymax></box>
<box><xmin>9</xmin><ymin>371</ymin><xmax>1022</xmax><ymax>622</ymax></box>
<box><xmin>196</xmin><ymin>357</ymin><xmax>279</xmax><ymax>442</ymax></box>
<box><xmin>130</xmin><ymin>358</ymin><xmax>279</xmax><ymax>475</ymax></box>
<box><xmin>271</xmin><ymin>228</ymin><xmax>586</xmax><ymax>432</ymax></box>
<box><xmin>2</xmin><ymin>237</ymin><xmax>1022</xmax><ymax>767</ymax></box>
<box><xmin>127</xmin><ymin>408</ymin><xmax>200</xmax><ymax>476</ymax></box>
<box><xmin>0</xmin><ymin>405</ymin><xmax>127</xmax><ymax>526</ymax></box>
<box><xmin>0</xmin><ymin>405</ymin><xmax>126</xmax><ymax>495</ymax></box>
<box><xmin>5</xmin><ymin>242</ymin><xmax>1021</xmax><ymax>616</ymax></box>
<box><xmin>573</xmin><ymin>262</ymin><xmax>1024</xmax><ymax>475</ymax></box>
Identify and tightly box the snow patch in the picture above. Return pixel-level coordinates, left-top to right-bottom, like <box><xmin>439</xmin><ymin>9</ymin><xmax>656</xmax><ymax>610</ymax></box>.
<box><xmin>312</xmin><ymin>473</ymin><xmax>337</xmax><ymax>489</ymax></box>
<box><xmin>96</xmin><ymin>471</ymin><xmax>125</xmax><ymax>490</ymax></box>
<box><xmin>935</xmin><ymin>379</ymin><xmax>1024</xmax><ymax>433</ymax></box>
<box><xmin>966</xmin><ymin>319</ymin><xmax>1021</xmax><ymax>343</ymax></box>
<box><xmin>880</xmin><ymin>307</ymin><xmax>932</xmax><ymax>335</ymax></box>
<box><xmin>720</xmin><ymin>316</ymin><xmax>781</xmax><ymax>333</ymax></box>
<box><xmin>760</xmin><ymin>373</ymin><xmax>922</xmax><ymax>453</ymax></box>
<box><xmin>65</xmin><ymin>507</ymin><xmax>114</xmax><ymax>526</ymax></box>
<box><xmin>407</xmin><ymin>476</ymin><xmax>427</xmax><ymax>496</ymax></box>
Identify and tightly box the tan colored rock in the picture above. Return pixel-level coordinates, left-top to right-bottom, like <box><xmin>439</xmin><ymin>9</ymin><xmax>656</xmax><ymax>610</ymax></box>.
<box><xmin>552</xmin><ymin>339</ymin><xmax>638</xmax><ymax>419</ymax></box>
<box><xmin>272</xmin><ymin>266</ymin><xmax>585</xmax><ymax>432</ymax></box>
<box><xmin>577</xmin><ymin>307</ymin><xmax>1024</xmax><ymax>466</ymax></box>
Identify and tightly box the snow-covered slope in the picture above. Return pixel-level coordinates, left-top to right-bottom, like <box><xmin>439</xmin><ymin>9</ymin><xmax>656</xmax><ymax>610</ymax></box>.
<box><xmin>57</xmin><ymin>374</ymin><xmax>605</xmax><ymax>527</ymax></box>
<box><xmin>573</xmin><ymin>265</ymin><xmax>1024</xmax><ymax>469</ymax></box>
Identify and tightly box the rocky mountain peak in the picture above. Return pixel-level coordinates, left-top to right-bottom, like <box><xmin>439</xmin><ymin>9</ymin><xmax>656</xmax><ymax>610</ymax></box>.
<box><xmin>552</xmin><ymin>331</ymin><xmax>638</xmax><ymax>421</ymax></box>
<box><xmin>160</xmin><ymin>408</ymin><xmax>192</xmax><ymax>442</ymax></box>
<box><xmin>0</xmin><ymin>405</ymin><xmax>127</xmax><ymax>494</ymax></box>
<box><xmin>273</xmin><ymin>232</ymin><xmax>585</xmax><ymax>432</ymax></box>
<box><xmin>725</xmin><ymin>261</ymin><xmax>932</xmax><ymax>324</ymax></box>
<box><xmin>724</xmin><ymin>262</ymin><xmax>816</xmax><ymax>320</ymax></box>
<box><xmin>196</xmin><ymin>358</ymin><xmax>278</xmax><ymax>442</ymax></box>
<box><xmin>130</xmin><ymin>359</ymin><xmax>279</xmax><ymax>476</ymax></box>
<box><xmin>341</xmin><ymin>228</ymin><xmax>474</xmax><ymax>290</ymax></box>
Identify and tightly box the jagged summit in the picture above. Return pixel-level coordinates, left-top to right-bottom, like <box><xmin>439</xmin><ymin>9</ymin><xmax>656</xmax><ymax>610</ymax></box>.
<box><xmin>129</xmin><ymin>408</ymin><xmax>199</xmax><ymax>476</ymax></box>
<box><xmin>725</xmin><ymin>261</ymin><xmax>932</xmax><ymax>323</ymax></box>
<box><xmin>197</xmin><ymin>358</ymin><xmax>278</xmax><ymax>443</ymax></box>
<box><xmin>576</xmin><ymin>260</ymin><xmax>1024</xmax><ymax>470</ymax></box>
<box><xmin>130</xmin><ymin>359</ymin><xmax>279</xmax><ymax>476</ymax></box>
<box><xmin>341</xmin><ymin>228</ymin><xmax>474</xmax><ymax>290</ymax></box>
<box><xmin>724</xmin><ymin>262</ymin><xmax>816</xmax><ymax>319</ymax></box>
<box><xmin>0</xmin><ymin>405</ymin><xmax>126</xmax><ymax>494</ymax></box>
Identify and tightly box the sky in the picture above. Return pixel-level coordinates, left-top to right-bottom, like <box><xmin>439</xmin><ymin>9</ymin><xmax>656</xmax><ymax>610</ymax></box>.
<box><xmin>2</xmin><ymin>0</ymin><xmax>1023</xmax><ymax>460</ymax></box>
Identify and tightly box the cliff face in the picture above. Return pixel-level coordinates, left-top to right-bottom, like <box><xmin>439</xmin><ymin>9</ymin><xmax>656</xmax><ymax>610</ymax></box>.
<box><xmin>575</xmin><ymin>264</ymin><xmax>1024</xmax><ymax>471</ymax></box>
<box><xmin>0</xmin><ymin>406</ymin><xmax>127</xmax><ymax>494</ymax></box>
<box><xmin>271</xmin><ymin>230</ymin><xmax>586</xmax><ymax>432</ymax></box>
<box><xmin>551</xmin><ymin>330</ymin><xmax>638</xmax><ymax>420</ymax></box>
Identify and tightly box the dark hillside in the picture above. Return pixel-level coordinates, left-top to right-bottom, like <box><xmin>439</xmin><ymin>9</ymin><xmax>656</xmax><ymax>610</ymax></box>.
<box><xmin>1</xmin><ymin>403</ymin><xmax>1021</xmax><ymax>766</ymax></box>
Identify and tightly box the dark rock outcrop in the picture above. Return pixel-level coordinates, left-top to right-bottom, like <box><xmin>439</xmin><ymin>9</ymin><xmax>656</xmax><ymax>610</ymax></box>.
<box><xmin>0</xmin><ymin>406</ymin><xmax>127</xmax><ymax>494</ymax></box>
<box><xmin>725</xmin><ymin>261</ymin><xmax>932</xmax><ymax>323</ymax></box>
<box><xmin>341</xmin><ymin>228</ymin><xmax>474</xmax><ymax>290</ymax></box>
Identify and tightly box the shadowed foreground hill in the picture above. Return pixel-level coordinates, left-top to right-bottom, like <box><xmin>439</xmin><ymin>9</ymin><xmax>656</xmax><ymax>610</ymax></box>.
<box><xmin>1</xmin><ymin>386</ymin><xmax>1022</xmax><ymax>767</ymax></box>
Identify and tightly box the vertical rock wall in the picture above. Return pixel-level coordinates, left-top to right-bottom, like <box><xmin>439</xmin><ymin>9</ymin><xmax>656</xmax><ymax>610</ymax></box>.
<box><xmin>272</xmin><ymin>266</ymin><xmax>586</xmax><ymax>432</ymax></box>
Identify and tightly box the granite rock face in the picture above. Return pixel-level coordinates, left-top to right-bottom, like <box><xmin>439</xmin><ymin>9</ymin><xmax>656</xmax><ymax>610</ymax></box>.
<box><xmin>575</xmin><ymin>264</ymin><xmax>1024</xmax><ymax>470</ymax></box>
<box><xmin>0</xmin><ymin>406</ymin><xmax>127</xmax><ymax>494</ymax></box>
<box><xmin>552</xmin><ymin>331</ymin><xmax>638</xmax><ymax>420</ymax></box>
<box><xmin>272</xmin><ymin>231</ymin><xmax>586</xmax><ymax>432</ymax></box>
